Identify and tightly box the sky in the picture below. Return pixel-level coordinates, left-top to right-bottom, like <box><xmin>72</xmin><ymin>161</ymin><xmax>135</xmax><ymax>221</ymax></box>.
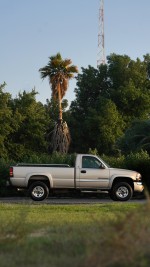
<box><xmin>0</xmin><ymin>0</ymin><xmax>150</xmax><ymax>105</ymax></box>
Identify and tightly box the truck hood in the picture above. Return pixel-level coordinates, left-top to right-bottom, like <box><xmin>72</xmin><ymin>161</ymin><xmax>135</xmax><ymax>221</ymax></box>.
<box><xmin>109</xmin><ymin>168</ymin><xmax>138</xmax><ymax>179</ymax></box>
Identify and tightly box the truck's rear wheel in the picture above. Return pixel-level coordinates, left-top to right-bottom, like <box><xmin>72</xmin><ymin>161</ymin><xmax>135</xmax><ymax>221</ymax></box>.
<box><xmin>29</xmin><ymin>182</ymin><xmax>49</xmax><ymax>201</ymax></box>
<box><xmin>110</xmin><ymin>182</ymin><xmax>133</xmax><ymax>201</ymax></box>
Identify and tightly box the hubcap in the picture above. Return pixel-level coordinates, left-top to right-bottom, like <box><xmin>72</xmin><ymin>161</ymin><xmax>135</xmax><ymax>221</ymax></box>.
<box><xmin>32</xmin><ymin>186</ymin><xmax>45</xmax><ymax>198</ymax></box>
<box><xmin>116</xmin><ymin>186</ymin><xmax>129</xmax><ymax>199</ymax></box>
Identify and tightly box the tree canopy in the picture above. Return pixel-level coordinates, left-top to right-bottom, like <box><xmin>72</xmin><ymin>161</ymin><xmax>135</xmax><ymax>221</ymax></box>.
<box><xmin>0</xmin><ymin>85</ymin><xmax>48</xmax><ymax>160</ymax></box>
<box><xmin>69</xmin><ymin>53</ymin><xmax>150</xmax><ymax>154</ymax></box>
<box><xmin>1</xmin><ymin>53</ymin><xmax>150</xmax><ymax>159</ymax></box>
<box><xmin>117</xmin><ymin>120</ymin><xmax>150</xmax><ymax>155</ymax></box>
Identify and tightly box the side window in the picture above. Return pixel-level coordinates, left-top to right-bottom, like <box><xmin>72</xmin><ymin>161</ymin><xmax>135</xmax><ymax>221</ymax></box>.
<box><xmin>82</xmin><ymin>156</ymin><xmax>103</xmax><ymax>169</ymax></box>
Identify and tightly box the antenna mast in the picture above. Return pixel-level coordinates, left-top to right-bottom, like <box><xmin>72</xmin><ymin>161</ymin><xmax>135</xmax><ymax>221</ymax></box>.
<box><xmin>97</xmin><ymin>0</ymin><xmax>105</xmax><ymax>67</ymax></box>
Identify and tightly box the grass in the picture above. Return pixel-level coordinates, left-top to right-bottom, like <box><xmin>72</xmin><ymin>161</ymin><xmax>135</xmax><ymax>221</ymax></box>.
<box><xmin>0</xmin><ymin>202</ymin><xmax>150</xmax><ymax>267</ymax></box>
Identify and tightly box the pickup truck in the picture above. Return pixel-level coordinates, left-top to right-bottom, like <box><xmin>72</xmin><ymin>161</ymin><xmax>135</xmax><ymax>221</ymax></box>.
<box><xmin>9</xmin><ymin>154</ymin><xmax>144</xmax><ymax>201</ymax></box>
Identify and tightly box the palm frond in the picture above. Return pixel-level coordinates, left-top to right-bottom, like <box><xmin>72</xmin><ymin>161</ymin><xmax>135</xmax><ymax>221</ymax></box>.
<box><xmin>62</xmin><ymin>59</ymin><xmax>72</xmax><ymax>67</ymax></box>
<box><xmin>66</xmin><ymin>65</ymin><xmax>78</xmax><ymax>73</ymax></box>
<box><xmin>50</xmin><ymin>52</ymin><xmax>62</xmax><ymax>62</ymax></box>
<box><xmin>39</xmin><ymin>52</ymin><xmax>78</xmax><ymax>107</ymax></box>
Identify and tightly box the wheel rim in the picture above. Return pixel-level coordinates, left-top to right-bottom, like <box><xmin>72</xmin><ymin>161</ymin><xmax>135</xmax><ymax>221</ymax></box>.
<box><xmin>32</xmin><ymin>186</ymin><xmax>45</xmax><ymax>198</ymax></box>
<box><xmin>116</xmin><ymin>186</ymin><xmax>129</xmax><ymax>199</ymax></box>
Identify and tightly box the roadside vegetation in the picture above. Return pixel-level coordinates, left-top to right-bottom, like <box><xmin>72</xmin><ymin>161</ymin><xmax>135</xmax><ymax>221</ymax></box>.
<box><xmin>0</xmin><ymin>202</ymin><xmax>149</xmax><ymax>267</ymax></box>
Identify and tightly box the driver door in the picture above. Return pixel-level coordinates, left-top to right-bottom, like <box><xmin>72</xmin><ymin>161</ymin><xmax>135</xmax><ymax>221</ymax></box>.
<box><xmin>79</xmin><ymin>155</ymin><xmax>110</xmax><ymax>189</ymax></box>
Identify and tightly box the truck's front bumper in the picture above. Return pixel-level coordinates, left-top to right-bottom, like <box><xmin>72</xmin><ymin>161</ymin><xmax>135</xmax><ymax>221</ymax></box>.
<box><xmin>134</xmin><ymin>181</ymin><xmax>144</xmax><ymax>192</ymax></box>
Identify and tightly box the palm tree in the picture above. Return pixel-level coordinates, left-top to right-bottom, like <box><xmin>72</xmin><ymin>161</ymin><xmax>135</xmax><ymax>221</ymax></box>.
<box><xmin>39</xmin><ymin>53</ymin><xmax>78</xmax><ymax>153</ymax></box>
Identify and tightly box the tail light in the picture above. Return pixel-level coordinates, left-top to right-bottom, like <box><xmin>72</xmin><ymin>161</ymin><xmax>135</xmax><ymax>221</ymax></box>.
<box><xmin>10</xmin><ymin>167</ymin><xmax>13</xmax><ymax>177</ymax></box>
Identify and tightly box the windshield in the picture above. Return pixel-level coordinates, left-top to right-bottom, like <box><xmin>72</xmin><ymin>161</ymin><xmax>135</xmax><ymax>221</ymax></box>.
<box><xmin>99</xmin><ymin>157</ymin><xmax>110</xmax><ymax>168</ymax></box>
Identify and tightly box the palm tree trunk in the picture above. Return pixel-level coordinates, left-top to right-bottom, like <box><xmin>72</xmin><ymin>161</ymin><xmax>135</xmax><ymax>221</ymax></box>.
<box><xmin>58</xmin><ymin>83</ymin><xmax>62</xmax><ymax>122</ymax></box>
<box><xmin>50</xmin><ymin>121</ymin><xmax>71</xmax><ymax>153</ymax></box>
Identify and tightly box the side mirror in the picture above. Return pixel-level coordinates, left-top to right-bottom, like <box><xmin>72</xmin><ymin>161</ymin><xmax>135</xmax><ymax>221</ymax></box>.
<box><xmin>100</xmin><ymin>164</ymin><xmax>105</xmax><ymax>169</ymax></box>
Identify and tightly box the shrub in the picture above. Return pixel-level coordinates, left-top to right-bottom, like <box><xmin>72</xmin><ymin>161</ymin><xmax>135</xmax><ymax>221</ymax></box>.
<box><xmin>0</xmin><ymin>158</ymin><xmax>9</xmax><ymax>187</ymax></box>
<box><xmin>101</xmin><ymin>154</ymin><xmax>126</xmax><ymax>168</ymax></box>
<box><xmin>124</xmin><ymin>150</ymin><xmax>150</xmax><ymax>191</ymax></box>
<box><xmin>21</xmin><ymin>152</ymin><xmax>76</xmax><ymax>166</ymax></box>
<box><xmin>0</xmin><ymin>158</ymin><xmax>16</xmax><ymax>196</ymax></box>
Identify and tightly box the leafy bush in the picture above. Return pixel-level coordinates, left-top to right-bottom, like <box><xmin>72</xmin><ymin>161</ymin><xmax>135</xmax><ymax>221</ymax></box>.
<box><xmin>21</xmin><ymin>152</ymin><xmax>76</xmax><ymax>167</ymax></box>
<box><xmin>0</xmin><ymin>158</ymin><xmax>17</xmax><ymax>196</ymax></box>
<box><xmin>0</xmin><ymin>158</ymin><xmax>9</xmax><ymax>186</ymax></box>
<box><xmin>102</xmin><ymin>154</ymin><xmax>126</xmax><ymax>168</ymax></box>
<box><xmin>117</xmin><ymin>120</ymin><xmax>150</xmax><ymax>155</ymax></box>
<box><xmin>124</xmin><ymin>150</ymin><xmax>150</xmax><ymax>190</ymax></box>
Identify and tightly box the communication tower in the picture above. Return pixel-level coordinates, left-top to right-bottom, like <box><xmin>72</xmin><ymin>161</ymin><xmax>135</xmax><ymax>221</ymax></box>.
<box><xmin>97</xmin><ymin>0</ymin><xmax>105</xmax><ymax>67</ymax></box>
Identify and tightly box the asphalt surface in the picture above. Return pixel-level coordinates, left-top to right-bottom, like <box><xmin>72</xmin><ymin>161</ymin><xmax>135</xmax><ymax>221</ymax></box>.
<box><xmin>0</xmin><ymin>196</ymin><xmax>146</xmax><ymax>205</ymax></box>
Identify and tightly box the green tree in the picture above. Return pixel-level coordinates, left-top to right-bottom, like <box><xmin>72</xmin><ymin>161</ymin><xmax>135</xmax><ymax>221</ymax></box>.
<box><xmin>69</xmin><ymin>53</ymin><xmax>150</xmax><ymax>154</ymax></box>
<box><xmin>70</xmin><ymin>97</ymin><xmax>124</xmax><ymax>154</ymax></box>
<box><xmin>107</xmin><ymin>54</ymin><xmax>150</xmax><ymax>124</ymax></box>
<box><xmin>110</xmin><ymin>81</ymin><xmax>150</xmax><ymax>125</ymax></box>
<box><xmin>69</xmin><ymin>64</ymin><xmax>110</xmax><ymax>153</ymax></box>
<box><xmin>0</xmin><ymin>83</ymin><xmax>13</xmax><ymax>158</ymax></box>
<box><xmin>8</xmin><ymin>89</ymin><xmax>48</xmax><ymax>160</ymax></box>
<box><xmin>117</xmin><ymin>120</ymin><xmax>150</xmax><ymax>155</ymax></box>
<box><xmin>73</xmin><ymin>64</ymin><xmax>109</xmax><ymax>115</ymax></box>
<box><xmin>0</xmin><ymin>83</ymin><xmax>23</xmax><ymax>159</ymax></box>
<box><xmin>107</xmin><ymin>54</ymin><xmax>131</xmax><ymax>90</ymax></box>
<box><xmin>85</xmin><ymin>98</ymin><xmax>125</xmax><ymax>154</ymax></box>
<box><xmin>143</xmin><ymin>53</ymin><xmax>150</xmax><ymax>80</ymax></box>
<box><xmin>107</xmin><ymin>54</ymin><xmax>148</xmax><ymax>90</ymax></box>
<box><xmin>39</xmin><ymin>53</ymin><xmax>78</xmax><ymax>153</ymax></box>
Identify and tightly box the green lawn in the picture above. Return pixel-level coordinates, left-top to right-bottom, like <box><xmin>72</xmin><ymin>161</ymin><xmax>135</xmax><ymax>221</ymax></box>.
<box><xmin>0</xmin><ymin>202</ymin><xmax>150</xmax><ymax>267</ymax></box>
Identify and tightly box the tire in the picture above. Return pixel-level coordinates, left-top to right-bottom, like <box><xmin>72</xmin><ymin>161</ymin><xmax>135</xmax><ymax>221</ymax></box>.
<box><xmin>111</xmin><ymin>182</ymin><xmax>133</xmax><ymax>201</ymax></box>
<box><xmin>29</xmin><ymin>181</ymin><xmax>49</xmax><ymax>201</ymax></box>
<box><xmin>109</xmin><ymin>190</ymin><xmax>117</xmax><ymax>201</ymax></box>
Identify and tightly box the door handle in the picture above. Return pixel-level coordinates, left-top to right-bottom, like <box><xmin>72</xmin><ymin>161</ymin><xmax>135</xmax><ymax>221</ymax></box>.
<box><xmin>81</xmin><ymin>170</ymin><xmax>86</xmax><ymax>173</ymax></box>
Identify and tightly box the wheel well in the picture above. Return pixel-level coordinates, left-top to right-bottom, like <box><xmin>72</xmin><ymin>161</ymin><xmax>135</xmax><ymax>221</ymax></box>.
<box><xmin>28</xmin><ymin>176</ymin><xmax>50</xmax><ymax>189</ymax></box>
<box><xmin>112</xmin><ymin>177</ymin><xmax>134</xmax><ymax>190</ymax></box>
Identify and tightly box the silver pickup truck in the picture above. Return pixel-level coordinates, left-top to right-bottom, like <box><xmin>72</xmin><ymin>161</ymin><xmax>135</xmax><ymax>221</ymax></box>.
<box><xmin>9</xmin><ymin>154</ymin><xmax>144</xmax><ymax>201</ymax></box>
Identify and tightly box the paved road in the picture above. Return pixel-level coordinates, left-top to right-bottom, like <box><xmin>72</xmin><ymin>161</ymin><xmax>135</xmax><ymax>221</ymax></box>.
<box><xmin>0</xmin><ymin>196</ymin><xmax>146</xmax><ymax>205</ymax></box>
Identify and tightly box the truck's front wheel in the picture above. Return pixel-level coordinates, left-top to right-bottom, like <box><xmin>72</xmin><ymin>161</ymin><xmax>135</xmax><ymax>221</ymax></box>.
<box><xmin>29</xmin><ymin>182</ymin><xmax>49</xmax><ymax>201</ymax></box>
<box><xmin>110</xmin><ymin>182</ymin><xmax>133</xmax><ymax>201</ymax></box>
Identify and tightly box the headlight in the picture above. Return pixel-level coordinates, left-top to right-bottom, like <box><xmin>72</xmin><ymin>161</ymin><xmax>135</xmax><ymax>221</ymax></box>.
<box><xmin>136</xmin><ymin>173</ymin><xmax>142</xmax><ymax>181</ymax></box>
